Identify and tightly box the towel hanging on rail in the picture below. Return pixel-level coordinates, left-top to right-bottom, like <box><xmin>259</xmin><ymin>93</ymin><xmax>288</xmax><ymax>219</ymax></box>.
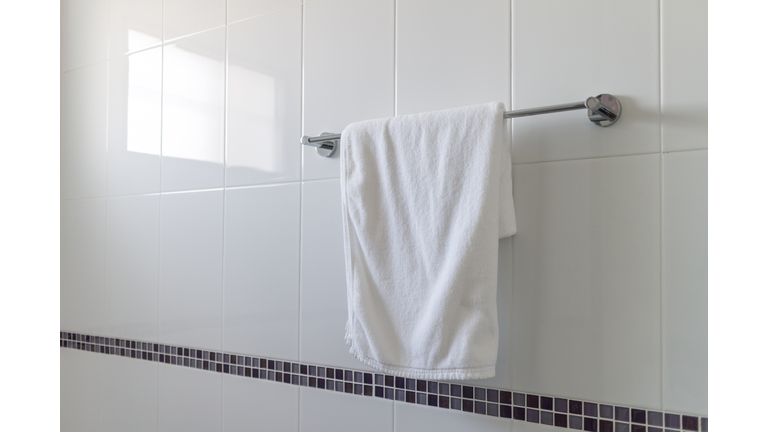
<box><xmin>341</xmin><ymin>102</ymin><xmax>516</xmax><ymax>380</ymax></box>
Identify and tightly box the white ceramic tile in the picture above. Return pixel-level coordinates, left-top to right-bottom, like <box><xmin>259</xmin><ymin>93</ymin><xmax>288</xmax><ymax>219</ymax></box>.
<box><xmin>107</xmin><ymin>48</ymin><xmax>162</xmax><ymax>196</ymax></box>
<box><xmin>103</xmin><ymin>355</ymin><xmax>158</xmax><ymax>432</ymax></box>
<box><xmin>511</xmin><ymin>1</ymin><xmax>660</xmax><ymax>164</ymax></box>
<box><xmin>661</xmin><ymin>0</ymin><xmax>708</xmax><ymax>152</ymax></box>
<box><xmin>164</xmin><ymin>0</ymin><xmax>225</xmax><ymax>41</ymax></box>
<box><xmin>162</xmin><ymin>28</ymin><xmax>225</xmax><ymax>192</ymax></box>
<box><xmin>61</xmin><ymin>349</ymin><xmax>105</xmax><ymax>432</ymax></box>
<box><xmin>299</xmin><ymin>387</ymin><xmax>393</xmax><ymax>432</ymax></box>
<box><xmin>61</xmin><ymin>198</ymin><xmax>106</xmax><ymax>334</ymax></box>
<box><xmin>394</xmin><ymin>401</ymin><xmax>510</xmax><ymax>432</ymax></box>
<box><xmin>61</xmin><ymin>0</ymin><xmax>109</xmax><ymax>71</ymax></box>
<box><xmin>300</xmin><ymin>179</ymin><xmax>373</xmax><ymax>371</ymax></box>
<box><xmin>226</xmin><ymin>8</ymin><xmax>302</xmax><ymax>187</ymax></box>
<box><xmin>158</xmin><ymin>364</ymin><xmax>222</xmax><ymax>432</ymax></box>
<box><xmin>396</xmin><ymin>0</ymin><xmax>510</xmax><ymax>115</ymax></box>
<box><xmin>159</xmin><ymin>190</ymin><xmax>223</xmax><ymax>350</ymax></box>
<box><xmin>61</xmin><ymin>62</ymin><xmax>108</xmax><ymax>199</ymax></box>
<box><xmin>228</xmin><ymin>0</ymin><xmax>300</xmax><ymax>23</ymax></box>
<box><xmin>303</xmin><ymin>0</ymin><xmax>395</xmax><ymax>180</ymax></box>
<box><xmin>222</xmin><ymin>375</ymin><xmax>298</xmax><ymax>432</ymax></box>
<box><xmin>105</xmin><ymin>195</ymin><xmax>159</xmax><ymax>341</ymax></box>
<box><xmin>662</xmin><ymin>150</ymin><xmax>707</xmax><ymax>415</ymax></box>
<box><xmin>511</xmin><ymin>154</ymin><xmax>662</xmax><ymax>409</ymax></box>
<box><xmin>451</xmin><ymin>237</ymin><xmax>512</xmax><ymax>389</ymax></box>
<box><xmin>109</xmin><ymin>0</ymin><xmax>162</xmax><ymax>57</ymax></box>
<box><xmin>223</xmin><ymin>184</ymin><xmax>300</xmax><ymax>359</ymax></box>
<box><xmin>510</xmin><ymin>420</ymin><xmax>553</xmax><ymax>432</ymax></box>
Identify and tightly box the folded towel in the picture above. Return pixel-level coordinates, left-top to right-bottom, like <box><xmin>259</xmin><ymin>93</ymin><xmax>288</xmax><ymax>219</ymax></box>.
<box><xmin>340</xmin><ymin>102</ymin><xmax>516</xmax><ymax>380</ymax></box>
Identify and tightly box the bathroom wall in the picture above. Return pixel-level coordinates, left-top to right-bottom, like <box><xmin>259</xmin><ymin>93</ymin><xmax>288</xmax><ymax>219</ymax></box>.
<box><xmin>60</xmin><ymin>0</ymin><xmax>707</xmax><ymax>431</ymax></box>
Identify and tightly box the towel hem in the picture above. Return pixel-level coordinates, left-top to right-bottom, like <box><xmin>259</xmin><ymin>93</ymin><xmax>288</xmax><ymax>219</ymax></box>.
<box><xmin>344</xmin><ymin>330</ymin><xmax>496</xmax><ymax>380</ymax></box>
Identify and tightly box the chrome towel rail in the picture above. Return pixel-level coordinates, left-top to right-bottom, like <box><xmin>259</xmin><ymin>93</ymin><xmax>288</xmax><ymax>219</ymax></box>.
<box><xmin>301</xmin><ymin>93</ymin><xmax>621</xmax><ymax>157</ymax></box>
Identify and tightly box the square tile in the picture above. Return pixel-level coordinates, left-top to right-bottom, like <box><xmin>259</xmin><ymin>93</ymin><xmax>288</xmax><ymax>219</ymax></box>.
<box><xmin>61</xmin><ymin>348</ymin><xmax>105</xmax><ymax>432</ymax></box>
<box><xmin>103</xmin><ymin>356</ymin><xmax>158</xmax><ymax>432</ymax></box>
<box><xmin>158</xmin><ymin>364</ymin><xmax>221</xmax><ymax>432</ymax></box>
<box><xmin>226</xmin><ymin>7</ymin><xmax>302</xmax><ymax>187</ymax></box>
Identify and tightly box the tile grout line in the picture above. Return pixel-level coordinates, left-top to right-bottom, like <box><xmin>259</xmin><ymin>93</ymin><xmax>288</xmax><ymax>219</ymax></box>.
<box><xmin>221</xmin><ymin>1</ymin><xmax>229</xmax><ymax>429</ymax></box>
<box><xmin>298</xmin><ymin>3</ymin><xmax>305</xmax><ymax>423</ymax></box>
<box><xmin>658</xmin><ymin>0</ymin><xmax>665</xmax><ymax>413</ymax></box>
<box><xmin>157</xmin><ymin>3</ymin><xmax>164</xmax><ymax>432</ymax></box>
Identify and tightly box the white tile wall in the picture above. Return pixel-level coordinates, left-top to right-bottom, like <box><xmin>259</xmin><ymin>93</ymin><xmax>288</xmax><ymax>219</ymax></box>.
<box><xmin>61</xmin><ymin>62</ymin><xmax>108</xmax><ymax>199</ymax></box>
<box><xmin>108</xmin><ymin>0</ymin><xmax>163</xmax><ymax>58</ymax></box>
<box><xmin>62</xmin><ymin>0</ymin><xmax>708</xmax><ymax>430</ymax></box>
<box><xmin>223</xmin><ymin>184</ymin><xmax>300</xmax><ymax>360</ymax></box>
<box><xmin>105</xmin><ymin>194</ymin><xmax>160</xmax><ymax>341</ymax></box>
<box><xmin>662</xmin><ymin>150</ymin><xmax>708</xmax><ymax>415</ymax></box>
<box><xmin>158</xmin><ymin>364</ymin><xmax>222</xmax><ymax>432</ymax></box>
<box><xmin>103</xmin><ymin>355</ymin><xmax>158</xmax><ymax>432</ymax></box>
<box><xmin>162</xmin><ymin>28</ymin><xmax>226</xmax><ymax>192</ymax></box>
<box><xmin>226</xmin><ymin>7</ymin><xmax>302</xmax><ymax>187</ymax></box>
<box><xmin>395</xmin><ymin>402</ymin><xmax>510</xmax><ymax>432</ymax></box>
<box><xmin>223</xmin><ymin>375</ymin><xmax>299</xmax><ymax>432</ymax></box>
<box><xmin>299</xmin><ymin>387</ymin><xmax>393</xmax><ymax>432</ymax></box>
<box><xmin>159</xmin><ymin>190</ymin><xmax>223</xmax><ymax>351</ymax></box>
<box><xmin>61</xmin><ymin>198</ymin><xmax>106</xmax><ymax>334</ymax></box>
<box><xmin>661</xmin><ymin>0</ymin><xmax>708</xmax><ymax>152</ymax></box>
<box><xmin>107</xmin><ymin>47</ymin><xmax>162</xmax><ymax>196</ymax></box>
<box><xmin>396</xmin><ymin>0</ymin><xmax>511</xmax><ymax>115</ymax></box>
<box><xmin>511</xmin><ymin>154</ymin><xmax>662</xmax><ymax>409</ymax></box>
<box><xmin>61</xmin><ymin>349</ymin><xmax>105</xmax><ymax>432</ymax></box>
<box><xmin>302</xmin><ymin>0</ymin><xmax>395</xmax><ymax>181</ymax></box>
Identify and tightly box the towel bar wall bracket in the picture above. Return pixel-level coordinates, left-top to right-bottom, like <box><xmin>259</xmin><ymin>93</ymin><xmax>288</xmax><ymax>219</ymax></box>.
<box><xmin>300</xmin><ymin>93</ymin><xmax>621</xmax><ymax>158</ymax></box>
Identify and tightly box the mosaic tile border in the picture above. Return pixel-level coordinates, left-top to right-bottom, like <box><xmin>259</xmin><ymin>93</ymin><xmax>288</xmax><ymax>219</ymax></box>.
<box><xmin>59</xmin><ymin>331</ymin><xmax>707</xmax><ymax>431</ymax></box>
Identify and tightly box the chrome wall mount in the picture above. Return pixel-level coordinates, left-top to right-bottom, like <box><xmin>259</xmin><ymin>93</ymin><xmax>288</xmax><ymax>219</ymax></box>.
<box><xmin>300</xmin><ymin>94</ymin><xmax>621</xmax><ymax>158</ymax></box>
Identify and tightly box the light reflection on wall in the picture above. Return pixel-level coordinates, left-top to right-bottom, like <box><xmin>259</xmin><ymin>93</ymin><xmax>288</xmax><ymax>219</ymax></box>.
<box><xmin>162</xmin><ymin>42</ymin><xmax>224</xmax><ymax>164</ymax></box>
<box><xmin>127</xmin><ymin>29</ymin><xmax>159</xmax><ymax>54</ymax></box>
<box><xmin>227</xmin><ymin>65</ymin><xmax>280</xmax><ymax>174</ymax></box>
<box><xmin>126</xmin><ymin>43</ymin><xmax>161</xmax><ymax>156</ymax></box>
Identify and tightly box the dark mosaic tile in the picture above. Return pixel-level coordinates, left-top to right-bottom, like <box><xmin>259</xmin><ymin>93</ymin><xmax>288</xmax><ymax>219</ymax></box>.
<box><xmin>260</xmin><ymin>370</ymin><xmax>267</xmax><ymax>379</ymax></box>
<box><xmin>632</xmin><ymin>409</ymin><xmax>646</xmax><ymax>424</ymax></box>
<box><xmin>450</xmin><ymin>384</ymin><xmax>461</xmax><ymax>397</ymax></box>
<box><xmin>647</xmin><ymin>412</ymin><xmax>662</xmax><ymax>427</ymax></box>
<box><xmin>354</xmin><ymin>371</ymin><xmax>363</xmax><ymax>383</ymax></box>
<box><xmin>268</xmin><ymin>360</ymin><xmax>274</xmax><ymax>370</ymax></box>
<box><xmin>600</xmin><ymin>419</ymin><xmax>613</xmax><ymax>432</ymax></box>
<box><xmin>428</xmin><ymin>381</ymin><xmax>438</xmax><ymax>394</ymax></box>
<box><xmin>462</xmin><ymin>386</ymin><xmax>473</xmax><ymax>399</ymax></box>
<box><xmin>244</xmin><ymin>357</ymin><xmax>250</xmax><ymax>366</ymax></box>
<box><xmin>500</xmin><ymin>404</ymin><xmax>512</xmax><ymax>419</ymax></box>
<box><xmin>631</xmin><ymin>425</ymin><xmax>646</xmax><ymax>432</ymax></box>
<box><xmin>487</xmin><ymin>403</ymin><xmax>498</xmax><ymax>417</ymax></box>
<box><xmin>292</xmin><ymin>375</ymin><xmax>300</xmax><ymax>385</ymax></box>
<box><xmin>701</xmin><ymin>418</ymin><xmax>707</xmax><ymax>432</ymax></box>
<box><xmin>439</xmin><ymin>396</ymin><xmax>449</xmax><ymax>409</ymax></box>
<box><xmin>439</xmin><ymin>383</ymin><xmax>449</xmax><ymax>395</ymax></box>
<box><xmin>375</xmin><ymin>374</ymin><xmax>384</xmax><ymax>386</ymax></box>
<box><xmin>375</xmin><ymin>386</ymin><xmax>384</xmax><ymax>398</ymax></box>
<box><xmin>648</xmin><ymin>427</ymin><xmax>662</xmax><ymax>432</ymax></box>
<box><xmin>487</xmin><ymin>389</ymin><xmax>499</xmax><ymax>402</ymax></box>
<box><xmin>555</xmin><ymin>413</ymin><xmax>568</xmax><ymax>428</ymax></box>
<box><xmin>274</xmin><ymin>371</ymin><xmax>281</xmax><ymax>381</ymax></box>
<box><xmin>570</xmin><ymin>415</ymin><xmax>583</xmax><ymax>430</ymax></box>
<box><xmin>528</xmin><ymin>409</ymin><xmax>540</xmax><ymax>423</ymax></box>
<box><xmin>344</xmin><ymin>382</ymin><xmax>353</xmax><ymax>393</ymax></box>
<box><xmin>500</xmin><ymin>391</ymin><xmax>512</xmax><ymax>405</ymax></box>
<box><xmin>396</xmin><ymin>390</ymin><xmax>405</xmax><ymax>401</ymax></box>
<box><xmin>527</xmin><ymin>394</ymin><xmax>539</xmax><ymax>408</ymax></box>
<box><xmin>396</xmin><ymin>377</ymin><xmax>405</xmax><ymax>389</ymax></box>
<box><xmin>309</xmin><ymin>377</ymin><xmax>316</xmax><ymax>388</ymax></box>
<box><xmin>364</xmin><ymin>373</ymin><xmax>372</xmax><ymax>384</ymax></box>
<box><xmin>541</xmin><ymin>396</ymin><xmax>554</xmax><ymax>410</ymax></box>
<box><xmin>406</xmin><ymin>378</ymin><xmax>416</xmax><ymax>390</ymax></box>
<box><xmin>541</xmin><ymin>410</ymin><xmax>554</xmax><ymax>426</ymax></box>
<box><xmin>344</xmin><ymin>370</ymin><xmax>353</xmax><ymax>381</ymax></box>
<box><xmin>513</xmin><ymin>406</ymin><xmax>525</xmax><ymax>420</ymax></box>
<box><xmin>428</xmin><ymin>394</ymin><xmax>438</xmax><ymax>406</ymax></box>
<box><xmin>309</xmin><ymin>366</ymin><xmax>316</xmax><ymax>376</ymax></box>
<box><xmin>615</xmin><ymin>407</ymin><xmax>630</xmax><ymax>422</ymax></box>
<box><xmin>615</xmin><ymin>422</ymin><xmax>629</xmax><ymax>432</ymax></box>
<box><xmin>385</xmin><ymin>388</ymin><xmax>394</xmax><ymax>400</ymax></box>
<box><xmin>681</xmin><ymin>416</ymin><xmax>698</xmax><ymax>431</ymax></box>
<box><xmin>354</xmin><ymin>384</ymin><xmax>362</xmax><ymax>395</ymax></box>
<box><xmin>475</xmin><ymin>387</ymin><xmax>486</xmax><ymax>401</ymax></box>
<box><xmin>600</xmin><ymin>405</ymin><xmax>614</xmax><ymax>419</ymax></box>
<box><xmin>326</xmin><ymin>368</ymin><xmax>334</xmax><ymax>378</ymax></box>
<box><xmin>585</xmin><ymin>402</ymin><xmax>598</xmax><ymax>417</ymax></box>
<box><xmin>385</xmin><ymin>375</ymin><xmax>394</xmax><ymax>387</ymax></box>
<box><xmin>301</xmin><ymin>364</ymin><xmax>308</xmax><ymax>375</ymax></box>
<box><xmin>462</xmin><ymin>399</ymin><xmax>473</xmax><ymax>412</ymax></box>
<box><xmin>336</xmin><ymin>369</ymin><xmax>344</xmax><ymax>380</ymax></box>
<box><xmin>584</xmin><ymin>417</ymin><xmax>598</xmax><ymax>432</ymax></box>
<box><xmin>555</xmin><ymin>398</ymin><xmax>568</xmax><ymax>413</ymax></box>
<box><xmin>260</xmin><ymin>359</ymin><xmax>267</xmax><ymax>368</ymax></box>
<box><xmin>513</xmin><ymin>392</ymin><xmax>525</xmax><ymax>406</ymax></box>
<box><xmin>336</xmin><ymin>381</ymin><xmax>344</xmax><ymax>392</ymax></box>
<box><xmin>416</xmin><ymin>393</ymin><xmax>426</xmax><ymax>405</ymax></box>
<box><xmin>291</xmin><ymin>363</ymin><xmax>299</xmax><ymax>373</ymax></box>
<box><xmin>283</xmin><ymin>362</ymin><xmax>291</xmax><ymax>372</ymax></box>
<box><xmin>268</xmin><ymin>371</ymin><xmax>275</xmax><ymax>381</ymax></box>
<box><xmin>416</xmin><ymin>380</ymin><xmax>426</xmax><ymax>392</ymax></box>
<box><xmin>317</xmin><ymin>378</ymin><xmax>324</xmax><ymax>389</ymax></box>
<box><xmin>570</xmin><ymin>400</ymin><xmax>583</xmax><ymax>415</ymax></box>
<box><xmin>451</xmin><ymin>397</ymin><xmax>461</xmax><ymax>410</ymax></box>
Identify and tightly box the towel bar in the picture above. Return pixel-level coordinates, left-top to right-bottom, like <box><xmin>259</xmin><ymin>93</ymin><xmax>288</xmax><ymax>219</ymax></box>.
<box><xmin>301</xmin><ymin>93</ymin><xmax>621</xmax><ymax>157</ymax></box>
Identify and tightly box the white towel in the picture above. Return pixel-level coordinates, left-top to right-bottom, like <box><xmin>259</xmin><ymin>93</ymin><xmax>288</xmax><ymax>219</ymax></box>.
<box><xmin>340</xmin><ymin>102</ymin><xmax>516</xmax><ymax>380</ymax></box>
